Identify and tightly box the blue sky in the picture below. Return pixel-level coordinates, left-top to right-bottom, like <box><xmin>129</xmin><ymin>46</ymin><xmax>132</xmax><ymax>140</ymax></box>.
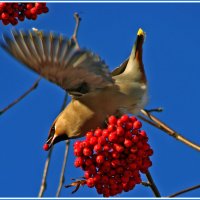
<box><xmin>0</xmin><ymin>2</ymin><xmax>200</xmax><ymax>198</ymax></box>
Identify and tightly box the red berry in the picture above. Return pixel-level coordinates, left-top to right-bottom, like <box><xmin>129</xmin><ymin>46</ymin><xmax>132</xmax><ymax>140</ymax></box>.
<box><xmin>108</xmin><ymin>131</ymin><xmax>118</xmax><ymax>142</ymax></box>
<box><xmin>133</xmin><ymin>120</ymin><xmax>142</xmax><ymax>129</ymax></box>
<box><xmin>26</xmin><ymin>3</ymin><xmax>34</xmax><ymax>10</ymax></box>
<box><xmin>43</xmin><ymin>143</ymin><xmax>49</xmax><ymax>151</ymax></box>
<box><xmin>117</xmin><ymin>119</ymin><xmax>124</xmax><ymax>126</ymax></box>
<box><xmin>107</xmin><ymin>124</ymin><xmax>115</xmax><ymax>132</ymax></box>
<box><xmin>90</xmin><ymin>136</ymin><xmax>98</xmax><ymax>146</ymax></box>
<box><xmin>116</xmin><ymin>126</ymin><xmax>124</xmax><ymax>136</ymax></box>
<box><xmin>101</xmin><ymin>175</ymin><xmax>109</xmax><ymax>184</ymax></box>
<box><xmin>30</xmin><ymin>7</ymin><xmax>37</xmax><ymax>15</ymax></box>
<box><xmin>114</xmin><ymin>144</ymin><xmax>124</xmax><ymax>153</ymax></box>
<box><xmin>124</xmin><ymin>138</ymin><xmax>133</xmax><ymax>148</ymax></box>
<box><xmin>108</xmin><ymin>115</ymin><xmax>117</xmax><ymax>125</ymax></box>
<box><xmin>35</xmin><ymin>3</ymin><xmax>43</xmax><ymax>9</ymax></box>
<box><xmin>111</xmin><ymin>159</ymin><xmax>120</xmax><ymax>168</ymax></box>
<box><xmin>94</xmin><ymin>144</ymin><xmax>102</xmax><ymax>152</ymax></box>
<box><xmin>125</xmin><ymin>121</ymin><xmax>133</xmax><ymax>130</ymax></box>
<box><xmin>42</xmin><ymin>6</ymin><xmax>49</xmax><ymax>13</ymax></box>
<box><xmin>102</xmin><ymin>129</ymin><xmax>109</xmax><ymax>137</ymax></box>
<box><xmin>130</xmin><ymin>116</ymin><xmax>137</xmax><ymax>122</ymax></box>
<box><xmin>74</xmin><ymin>157</ymin><xmax>84</xmax><ymax>167</ymax></box>
<box><xmin>120</xmin><ymin>114</ymin><xmax>129</xmax><ymax>123</ymax></box>
<box><xmin>80</xmin><ymin>140</ymin><xmax>90</xmax><ymax>148</ymax></box>
<box><xmin>96</xmin><ymin>155</ymin><xmax>105</xmax><ymax>164</ymax></box>
<box><xmin>84</xmin><ymin>171</ymin><xmax>91</xmax><ymax>179</ymax></box>
<box><xmin>139</xmin><ymin>130</ymin><xmax>147</xmax><ymax>137</ymax></box>
<box><xmin>0</xmin><ymin>2</ymin><xmax>6</xmax><ymax>8</ymax></box>
<box><xmin>103</xmin><ymin>144</ymin><xmax>111</xmax><ymax>151</ymax></box>
<box><xmin>1</xmin><ymin>12</ymin><xmax>9</xmax><ymax>19</ymax></box>
<box><xmin>86</xmin><ymin>178</ymin><xmax>95</xmax><ymax>188</ymax></box>
<box><xmin>85</xmin><ymin>158</ymin><xmax>93</xmax><ymax>166</ymax></box>
<box><xmin>83</xmin><ymin>147</ymin><xmax>92</xmax><ymax>156</ymax></box>
<box><xmin>112</xmin><ymin>151</ymin><xmax>120</xmax><ymax>159</ymax></box>
<box><xmin>2</xmin><ymin>19</ymin><xmax>9</xmax><ymax>25</ymax></box>
<box><xmin>31</xmin><ymin>14</ymin><xmax>37</xmax><ymax>20</ymax></box>
<box><xmin>93</xmin><ymin>174</ymin><xmax>101</xmax><ymax>183</ymax></box>
<box><xmin>94</xmin><ymin>128</ymin><xmax>102</xmax><ymax>137</ymax></box>
<box><xmin>10</xmin><ymin>18</ymin><xmax>18</xmax><ymax>25</ymax></box>
<box><xmin>98</xmin><ymin>136</ymin><xmax>106</xmax><ymax>145</ymax></box>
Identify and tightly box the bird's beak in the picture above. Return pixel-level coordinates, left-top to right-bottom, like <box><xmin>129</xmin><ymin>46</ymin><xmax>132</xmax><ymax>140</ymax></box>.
<box><xmin>43</xmin><ymin>129</ymin><xmax>58</xmax><ymax>151</ymax></box>
<box><xmin>43</xmin><ymin>125</ymin><xmax>69</xmax><ymax>151</ymax></box>
<box><xmin>133</xmin><ymin>28</ymin><xmax>145</xmax><ymax>63</ymax></box>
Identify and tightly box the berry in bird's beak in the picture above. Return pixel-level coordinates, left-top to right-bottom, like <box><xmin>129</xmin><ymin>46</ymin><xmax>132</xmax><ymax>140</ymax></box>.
<box><xmin>43</xmin><ymin>143</ymin><xmax>50</xmax><ymax>151</ymax></box>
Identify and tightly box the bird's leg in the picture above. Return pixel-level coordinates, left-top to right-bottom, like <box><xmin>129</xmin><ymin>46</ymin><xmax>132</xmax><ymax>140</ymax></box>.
<box><xmin>72</xmin><ymin>12</ymin><xmax>81</xmax><ymax>48</ymax></box>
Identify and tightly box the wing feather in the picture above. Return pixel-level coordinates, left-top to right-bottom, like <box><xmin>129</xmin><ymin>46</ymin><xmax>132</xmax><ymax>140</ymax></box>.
<box><xmin>0</xmin><ymin>30</ymin><xmax>114</xmax><ymax>97</ymax></box>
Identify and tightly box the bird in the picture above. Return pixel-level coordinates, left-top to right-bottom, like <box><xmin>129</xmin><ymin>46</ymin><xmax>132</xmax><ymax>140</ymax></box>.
<box><xmin>0</xmin><ymin>14</ymin><xmax>148</xmax><ymax>150</ymax></box>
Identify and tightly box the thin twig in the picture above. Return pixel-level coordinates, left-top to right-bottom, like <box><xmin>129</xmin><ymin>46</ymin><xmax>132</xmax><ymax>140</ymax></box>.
<box><xmin>56</xmin><ymin>140</ymin><xmax>70</xmax><ymax>197</ymax></box>
<box><xmin>38</xmin><ymin>147</ymin><xmax>53</xmax><ymax>197</ymax></box>
<box><xmin>65</xmin><ymin>179</ymin><xmax>86</xmax><ymax>194</ymax></box>
<box><xmin>168</xmin><ymin>184</ymin><xmax>200</xmax><ymax>197</ymax></box>
<box><xmin>38</xmin><ymin>93</ymin><xmax>68</xmax><ymax>197</ymax></box>
<box><xmin>145</xmin><ymin>107</ymin><xmax>163</xmax><ymax>113</ymax></box>
<box><xmin>72</xmin><ymin>12</ymin><xmax>81</xmax><ymax>48</ymax></box>
<box><xmin>140</xmin><ymin>109</ymin><xmax>200</xmax><ymax>152</ymax></box>
<box><xmin>145</xmin><ymin>170</ymin><xmax>161</xmax><ymax>197</ymax></box>
<box><xmin>0</xmin><ymin>77</ymin><xmax>41</xmax><ymax>115</ymax></box>
<box><xmin>141</xmin><ymin>181</ymin><xmax>151</xmax><ymax>187</ymax></box>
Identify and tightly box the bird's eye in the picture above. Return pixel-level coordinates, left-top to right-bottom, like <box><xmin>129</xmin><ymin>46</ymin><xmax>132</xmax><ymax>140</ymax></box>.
<box><xmin>51</xmin><ymin>126</ymin><xmax>56</xmax><ymax>131</ymax></box>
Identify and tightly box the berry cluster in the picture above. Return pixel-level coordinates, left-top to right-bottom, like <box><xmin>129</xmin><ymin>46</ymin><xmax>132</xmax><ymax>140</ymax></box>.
<box><xmin>73</xmin><ymin>115</ymin><xmax>153</xmax><ymax>197</ymax></box>
<box><xmin>0</xmin><ymin>2</ymin><xmax>49</xmax><ymax>26</ymax></box>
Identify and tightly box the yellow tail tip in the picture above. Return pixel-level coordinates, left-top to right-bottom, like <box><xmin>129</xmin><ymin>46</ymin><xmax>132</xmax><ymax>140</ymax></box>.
<box><xmin>137</xmin><ymin>28</ymin><xmax>145</xmax><ymax>36</ymax></box>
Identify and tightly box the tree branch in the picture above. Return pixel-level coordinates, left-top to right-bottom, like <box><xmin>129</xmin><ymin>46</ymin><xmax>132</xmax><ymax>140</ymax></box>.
<box><xmin>56</xmin><ymin>140</ymin><xmax>70</xmax><ymax>197</ymax></box>
<box><xmin>38</xmin><ymin>147</ymin><xmax>53</xmax><ymax>197</ymax></box>
<box><xmin>72</xmin><ymin>12</ymin><xmax>81</xmax><ymax>48</ymax></box>
<box><xmin>145</xmin><ymin>170</ymin><xmax>161</xmax><ymax>197</ymax></box>
<box><xmin>0</xmin><ymin>77</ymin><xmax>41</xmax><ymax>115</ymax></box>
<box><xmin>168</xmin><ymin>183</ymin><xmax>200</xmax><ymax>197</ymax></box>
<box><xmin>139</xmin><ymin>109</ymin><xmax>200</xmax><ymax>152</ymax></box>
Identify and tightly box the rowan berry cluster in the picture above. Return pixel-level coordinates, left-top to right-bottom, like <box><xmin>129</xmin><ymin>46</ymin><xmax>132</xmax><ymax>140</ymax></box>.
<box><xmin>73</xmin><ymin>115</ymin><xmax>153</xmax><ymax>197</ymax></box>
<box><xmin>0</xmin><ymin>2</ymin><xmax>49</xmax><ymax>26</ymax></box>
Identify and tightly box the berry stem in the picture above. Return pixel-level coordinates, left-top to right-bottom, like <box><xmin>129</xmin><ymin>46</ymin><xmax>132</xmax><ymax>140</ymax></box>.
<box><xmin>145</xmin><ymin>170</ymin><xmax>161</xmax><ymax>197</ymax></box>
<box><xmin>139</xmin><ymin>109</ymin><xmax>200</xmax><ymax>152</ymax></box>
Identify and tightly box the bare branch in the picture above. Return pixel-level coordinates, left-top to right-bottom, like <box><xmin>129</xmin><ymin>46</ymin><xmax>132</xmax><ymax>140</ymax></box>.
<box><xmin>168</xmin><ymin>183</ymin><xmax>200</xmax><ymax>197</ymax></box>
<box><xmin>38</xmin><ymin>147</ymin><xmax>53</xmax><ymax>197</ymax></box>
<box><xmin>145</xmin><ymin>170</ymin><xmax>161</xmax><ymax>197</ymax></box>
<box><xmin>140</xmin><ymin>109</ymin><xmax>200</xmax><ymax>151</ymax></box>
<box><xmin>0</xmin><ymin>77</ymin><xmax>41</xmax><ymax>115</ymax></box>
<box><xmin>72</xmin><ymin>12</ymin><xmax>81</xmax><ymax>48</ymax></box>
<box><xmin>56</xmin><ymin>140</ymin><xmax>70</xmax><ymax>197</ymax></box>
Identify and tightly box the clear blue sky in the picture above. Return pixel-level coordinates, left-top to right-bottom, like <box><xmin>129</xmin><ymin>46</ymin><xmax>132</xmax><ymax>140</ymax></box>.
<box><xmin>0</xmin><ymin>2</ymin><xmax>200</xmax><ymax>198</ymax></box>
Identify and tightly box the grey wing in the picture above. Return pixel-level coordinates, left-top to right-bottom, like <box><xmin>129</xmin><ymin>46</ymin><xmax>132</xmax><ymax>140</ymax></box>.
<box><xmin>111</xmin><ymin>58</ymin><xmax>128</xmax><ymax>77</ymax></box>
<box><xmin>0</xmin><ymin>29</ymin><xmax>114</xmax><ymax>97</ymax></box>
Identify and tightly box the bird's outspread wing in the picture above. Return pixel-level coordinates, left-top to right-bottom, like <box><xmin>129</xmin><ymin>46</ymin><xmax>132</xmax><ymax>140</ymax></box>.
<box><xmin>0</xmin><ymin>29</ymin><xmax>114</xmax><ymax>97</ymax></box>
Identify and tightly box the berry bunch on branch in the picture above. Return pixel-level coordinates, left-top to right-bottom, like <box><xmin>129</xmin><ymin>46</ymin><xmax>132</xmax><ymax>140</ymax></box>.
<box><xmin>67</xmin><ymin>115</ymin><xmax>153</xmax><ymax>197</ymax></box>
<box><xmin>0</xmin><ymin>2</ymin><xmax>49</xmax><ymax>26</ymax></box>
